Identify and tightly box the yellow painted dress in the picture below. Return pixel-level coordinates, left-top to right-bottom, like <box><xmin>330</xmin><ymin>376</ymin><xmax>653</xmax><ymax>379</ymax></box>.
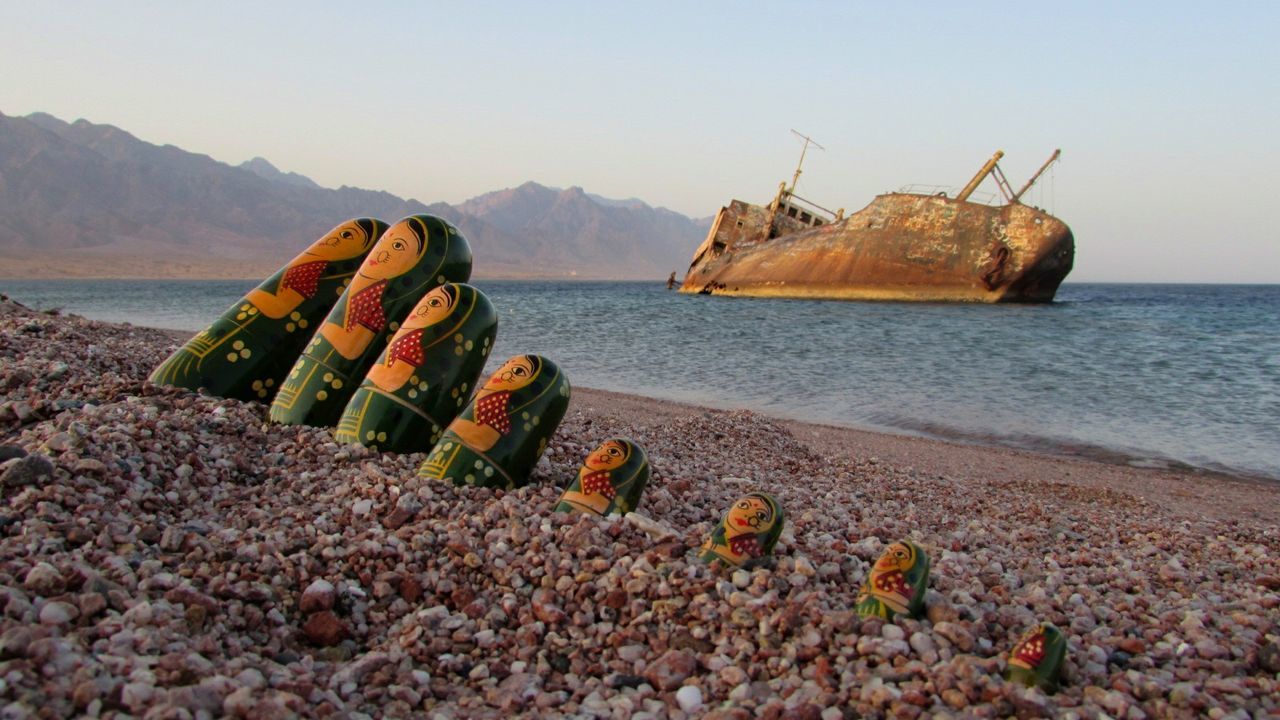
<box><xmin>269</xmin><ymin>215</ymin><xmax>472</xmax><ymax>427</ymax></box>
<box><xmin>148</xmin><ymin>218</ymin><xmax>386</xmax><ymax>401</ymax></box>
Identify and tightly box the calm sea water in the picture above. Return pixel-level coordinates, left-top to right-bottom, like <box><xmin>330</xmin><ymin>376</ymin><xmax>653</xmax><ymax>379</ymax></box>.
<box><xmin>3</xmin><ymin>279</ymin><xmax>1277</xmax><ymax>481</ymax></box>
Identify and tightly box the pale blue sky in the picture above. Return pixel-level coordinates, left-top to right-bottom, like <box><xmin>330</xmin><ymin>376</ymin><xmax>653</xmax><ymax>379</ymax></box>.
<box><xmin>3</xmin><ymin>1</ymin><xmax>1277</xmax><ymax>282</ymax></box>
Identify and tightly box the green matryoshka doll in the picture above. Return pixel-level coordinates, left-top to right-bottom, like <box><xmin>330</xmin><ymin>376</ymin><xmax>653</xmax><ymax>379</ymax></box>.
<box><xmin>149</xmin><ymin>218</ymin><xmax>386</xmax><ymax>401</ymax></box>
<box><xmin>334</xmin><ymin>283</ymin><xmax>497</xmax><ymax>452</ymax></box>
<box><xmin>855</xmin><ymin>539</ymin><xmax>931</xmax><ymax>620</ymax></box>
<box><xmin>698</xmin><ymin>492</ymin><xmax>785</xmax><ymax>568</ymax></box>
<box><xmin>554</xmin><ymin>438</ymin><xmax>650</xmax><ymax>516</ymax></box>
<box><xmin>417</xmin><ymin>354</ymin><xmax>570</xmax><ymax>489</ymax></box>
<box><xmin>1005</xmin><ymin>623</ymin><xmax>1067</xmax><ymax>693</ymax></box>
<box><xmin>269</xmin><ymin>215</ymin><xmax>472</xmax><ymax>427</ymax></box>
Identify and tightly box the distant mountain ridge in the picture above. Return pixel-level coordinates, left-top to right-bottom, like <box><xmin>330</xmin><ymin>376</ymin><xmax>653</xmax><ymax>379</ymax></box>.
<box><xmin>0</xmin><ymin>110</ymin><xmax>707</xmax><ymax>279</ymax></box>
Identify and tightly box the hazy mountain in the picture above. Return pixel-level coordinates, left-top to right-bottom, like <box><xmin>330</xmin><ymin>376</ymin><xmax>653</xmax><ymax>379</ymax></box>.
<box><xmin>0</xmin><ymin>110</ymin><xmax>708</xmax><ymax>279</ymax></box>
<box><xmin>239</xmin><ymin>156</ymin><xmax>321</xmax><ymax>189</ymax></box>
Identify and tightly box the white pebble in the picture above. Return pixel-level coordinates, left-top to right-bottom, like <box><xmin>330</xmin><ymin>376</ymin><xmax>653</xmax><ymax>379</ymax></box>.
<box><xmin>675</xmin><ymin>685</ymin><xmax>702</xmax><ymax>713</ymax></box>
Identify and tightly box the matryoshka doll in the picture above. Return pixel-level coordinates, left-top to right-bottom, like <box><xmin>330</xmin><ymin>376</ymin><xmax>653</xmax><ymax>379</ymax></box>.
<box><xmin>855</xmin><ymin>540</ymin><xmax>930</xmax><ymax>620</ymax></box>
<box><xmin>1005</xmin><ymin>623</ymin><xmax>1067</xmax><ymax>693</ymax></box>
<box><xmin>334</xmin><ymin>283</ymin><xmax>497</xmax><ymax>452</ymax></box>
<box><xmin>554</xmin><ymin>438</ymin><xmax>650</xmax><ymax>516</ymax></box>
<box><xmin>149</xmin><ymin>218</ymin><xmax>386</xmax><ymax>401</ymax></box>
<box><xmin>698</xmin><ymin>492</ymin><xmax>784</xmax><ymax>567</ymax></box>
<box><xmin>417</xmin><ymin>354</ymin><xmax>570</xmax><ymax>489</ymax></box>
<box><xmin>269</xmin><ymin>215</ymin><xmax>472</xmax><ymax>427</ymax></box>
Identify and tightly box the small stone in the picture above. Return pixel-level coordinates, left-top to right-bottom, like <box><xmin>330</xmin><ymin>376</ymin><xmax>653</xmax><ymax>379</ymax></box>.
<box><xmin>2</xmin><ymin>454</ymin><xmax>53</xmax><ymax>488</ymax></box>
<box><xmin>352</xmin><ymin>499</ymin><xmax>373</xmax><ymax>516</ymax></box>
<box><xmin>719</xmin><ymin>666</ymin><xmax>748</xmax><ymax>686</ymax></box>
<box><xmin>302</xmin><ymin>610</ymin><xmax>348</xmax><ymax>646</ymax></box>
<box><xmin>0</xmin><ymin>445</ymin><xmax>27</xmax><ymax>462</ymax></box>
<box><xmin>38</xmin><ymin>601</ymin><xmax>78</xmax><ymax>626</ymax></box>
<box><xmin>644</xmin><ymin>649</ymin><xmax>697</xmax><ymax>691</ymax></box>
<box><xmin>400</xmin><ymin>577</ymin><xmax>423</xmax><ymax>603</ymax></box>
<box><xmin>300</xmin><ymin>579</ymin><xmax>336</xmax><ymax>613</ymax></box>
<box><xmin>73</xmin><ymin>458</ymin><xmax>107</xmax><ymax>474</ymax></box>
<box><xmin>1258</xmin><ymin>642</ymin><xmax>1280</xmax><ymax>673</ymax></box>
<box><xmin>531</xmin><ymin>588</ymin><xmax>566</xmax><ymax>624</ymax></box>
<box><xmin>933</xmin><ymin>622</ymin><xmax>974</xmax><ymax>652</ymax></box>
<box><xmin>675</xmin><ymin>685</ymin><xmax>703</xmax><ymax>713</ymax></box>
<box><xmin>43</xmin><ymin>433</ymin><xmax>73</xmax><ymax>453</ymax></box>
<box><xmin>121</xmin><ymin>681</ymin><xmax>155</xmax><ymax>712</ymax></box>
<box><xmin>0</xmin><ymin>627</ymin><xmax>34</xmax><ymax>659</ymax></box>
<box><xmin>23</xmin><ymin>562</ymin><xmax>65</xmax><ymax>596</ymax></box>
<box><xmin>882</xmin><ymin>624</ymin><xmax>905</xmax><ymax>641</ymax></box>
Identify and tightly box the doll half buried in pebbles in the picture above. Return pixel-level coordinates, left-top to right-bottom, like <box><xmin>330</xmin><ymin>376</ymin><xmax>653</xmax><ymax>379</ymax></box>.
<box><xmin>269</xmin><ymin>215</ymin><xmax>472</xmax><ymax>427</ymax></box>
<box><xmin>149</xmin><ymin>218</ymin><xmax>385</xmax><ymax>401</ymax></box>
<box><xmin>855</xmin><ymin>540</ymin><xmax>930</xmax><ymax>620</ymax></box>
<box><xmin>554</xmin><ymin>438</ymin><xmax>650</xmax><ymax>516</ymax></box>
<box><xmin>698</xmin><ymin>492</ymin><xmax>784</xmax><ymax>568</ymax></box>
<box><xmin>334</xmin><ymin>283</ymin><xmax>497</xmax><ymax>452</ymax></box>
<box><xmin>1005</xmin><ymin>622</ymin><xmax>1067</xmax><ymax>693</ymax></box>
<box><xmin>417</xmin><ymin>354</ymin><xmax>570</xmax><ymax>489</ymax></box>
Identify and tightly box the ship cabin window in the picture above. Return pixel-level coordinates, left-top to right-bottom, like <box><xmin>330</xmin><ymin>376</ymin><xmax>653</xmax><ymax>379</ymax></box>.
<box><xmin>786</xmin><ymin>206</ymin><xmax>798</xmax><ymax>218</ymax></box>
<box><xmin>813</xmin><ymin>218</ymin><xmax>824</xmax><ymax>227</ymax></box>
<box><xmin>799</xmin><ymin>211</ymin><xmax>812</xmax><ymax>224</ymax></box>
<box><xmin>735</xmin><ymin>219</ymin><xmax>744</xmax><ymax>228</ymax></box>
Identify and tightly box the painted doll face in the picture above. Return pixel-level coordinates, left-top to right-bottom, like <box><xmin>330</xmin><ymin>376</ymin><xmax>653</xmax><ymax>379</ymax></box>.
<box><xmin>584</xmin><ymin>439</ymin><xmax>630</xmax><ymax>472</ymax></box>
<box><xmin>402</xmin><ymin>286</ymin><xmax>457</xmax><ymax>330</ymax></box>
<box><xmin>307</xmin><ymin>220</ymin><xmax>375</xmax><ymax>261</ymax></box>
<box><xmin>359</xmin><ymin>221</ymin><xmax>426</xmax><ymax>281</ymax></box>
<box><xmin>483</xmin><ymin>356</ymin><xmax>539</xmax><ymax>393</ymax></box>
<box><xmin>725</xmin><ymin>495</ymin><xmax>775</xmax><ymax>538</ymax></box>
<box><xmin>874</xmin><ymin>542</ymin><xmax>916</xmax><ymax>573</ymax></box>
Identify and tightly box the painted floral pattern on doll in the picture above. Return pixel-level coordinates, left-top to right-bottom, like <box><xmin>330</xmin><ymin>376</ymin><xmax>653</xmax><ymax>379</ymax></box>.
<box><xmin>280</xmin><ymin>260</ymin><xmax>328</xmax><ymax>298</ymax></box>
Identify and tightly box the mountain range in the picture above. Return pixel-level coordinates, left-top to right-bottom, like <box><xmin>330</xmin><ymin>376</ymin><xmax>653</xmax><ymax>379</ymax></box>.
<box><xmin>0</xmin><ymin>111</ymin><xmax>709</xmax><ymax>279</ymax></box>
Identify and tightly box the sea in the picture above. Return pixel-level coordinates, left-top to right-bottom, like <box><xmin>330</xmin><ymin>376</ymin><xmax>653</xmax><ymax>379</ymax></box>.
<box><xmin>2</xmin><ymin>279</ymin><xmax>1277</xmax><ymax>482</ymax></box>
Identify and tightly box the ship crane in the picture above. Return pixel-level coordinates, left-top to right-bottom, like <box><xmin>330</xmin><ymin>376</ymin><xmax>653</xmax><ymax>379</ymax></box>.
<box><xmin>955</xmin><ymin>149</ymin><xmax>1062</xmax><ymax>204</ymax></box>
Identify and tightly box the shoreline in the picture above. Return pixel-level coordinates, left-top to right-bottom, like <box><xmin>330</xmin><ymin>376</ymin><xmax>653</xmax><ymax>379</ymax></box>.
<box><xmin>142</xmin><ymin>324</ymin><xmax>1280</xmax><ymax>492</ymax></box>
<box><xmin>1</xmin><ymin>299</ymin><xmax>1278</xmax><ymax>717</ymax></box>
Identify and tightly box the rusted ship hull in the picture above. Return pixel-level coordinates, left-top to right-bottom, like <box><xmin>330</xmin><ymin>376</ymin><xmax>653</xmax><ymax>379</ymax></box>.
<box><xmin>680</xmin><ymin>192</ymin><xmax>1074</xmax><ymax>303</ymax></box>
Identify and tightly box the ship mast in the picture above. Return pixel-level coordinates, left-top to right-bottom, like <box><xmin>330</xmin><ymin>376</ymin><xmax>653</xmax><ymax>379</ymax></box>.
<box><xmin>787</xmin><ymin>129</ymin><xmax>824</xmax><ymax>195</ymax></box>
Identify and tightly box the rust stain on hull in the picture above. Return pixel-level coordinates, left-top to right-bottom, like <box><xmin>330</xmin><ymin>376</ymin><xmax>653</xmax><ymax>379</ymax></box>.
<box><xmin>680</xmin><ymin>157</ymin><xmax>1075</xmax><ymax>303</ymax></box>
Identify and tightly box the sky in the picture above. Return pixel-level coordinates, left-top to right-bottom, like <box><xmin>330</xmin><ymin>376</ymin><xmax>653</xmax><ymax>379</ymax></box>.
<box><xmin>2</xmin><ymin>1</ymin><xmax>1277</xmax><ymax>282</ymax></box>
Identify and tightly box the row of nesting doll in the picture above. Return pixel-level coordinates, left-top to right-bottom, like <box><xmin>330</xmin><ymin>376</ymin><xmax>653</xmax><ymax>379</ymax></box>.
<box><xmin>559</xmin><ymin>450</ymin><xmax>1065</xmax><ymax>694</ymax></box>
<box><xmin>148</xmin><ymin>215</ymin><xmax>569</xmax><ymax>487</ymax></box>
<box><xmin>149</xmin><ymin>215</ymin><xmax>1065</xmax><ymax>692</ymax></box>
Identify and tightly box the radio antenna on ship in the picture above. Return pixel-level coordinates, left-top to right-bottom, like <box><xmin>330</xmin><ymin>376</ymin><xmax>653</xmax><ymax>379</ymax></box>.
<box><xmin>788</xmin><ymin>129</ymin><xmax>824</xmax><ymax>194</ymax></box>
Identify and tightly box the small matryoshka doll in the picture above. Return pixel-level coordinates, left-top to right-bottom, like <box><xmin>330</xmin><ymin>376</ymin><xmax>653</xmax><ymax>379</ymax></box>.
<box><xmin>698</xmin><ymin>492</ymin><xmax>784</xmax><ymax>567</ymax></box>
<box><xmin>149</xmin><ymin>218</ymin><xmax>386</xmax><ymax>401</ymax></box>
<box><xmin>855</xmin><ymin>540</ymin><xmax>930</xmax><ymax>620</ymax></box>
<box><xmin>334</xmin><ymin>283</ymin><xmax>498</xmax><ymax>452</ymax></box>
<box><xmin>269</xmin><ymin>215</ymin><xmax>472</xmax><ymax>427</ymax></box>
<box><xmin>1005</xmin><ymin>623</ymin><xmax>1067</xmax><ymax>693</ymax></box>
<box><xmin>417</xmin><ymin>355</ymin><xmax>570</xmax><ymax>489</ymax></box>
<box><xmin>554</xmin><ymin>438</ymin><xmax>650</xmax><ymax>516</ymax></box>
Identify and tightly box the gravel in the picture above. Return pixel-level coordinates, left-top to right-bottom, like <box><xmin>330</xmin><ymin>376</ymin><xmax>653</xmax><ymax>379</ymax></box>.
<box><xmin>0</xmin><ymin>295</ymin><xmax>1277</xmax><ymax>718</ymax></box>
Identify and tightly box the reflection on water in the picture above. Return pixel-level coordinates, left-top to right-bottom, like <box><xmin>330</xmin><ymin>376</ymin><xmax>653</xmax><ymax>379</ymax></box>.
<box><xmin>3</xmin><ymin>279</ymin><xmax>1278</xmax><ymax>481</ymax></box>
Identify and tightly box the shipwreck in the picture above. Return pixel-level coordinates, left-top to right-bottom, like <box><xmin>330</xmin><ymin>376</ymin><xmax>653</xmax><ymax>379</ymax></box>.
<box><xmin>679</xmin><ymin>144</ymin><xmax>1074</xmax><ymax>303</ymax></box>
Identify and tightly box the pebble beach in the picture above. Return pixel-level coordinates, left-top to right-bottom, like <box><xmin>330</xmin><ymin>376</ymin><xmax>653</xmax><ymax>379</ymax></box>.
<box><xmin>1</xmin><ymin>296</ymin><xmax>1277</xmax><ymax>719</ymax></box>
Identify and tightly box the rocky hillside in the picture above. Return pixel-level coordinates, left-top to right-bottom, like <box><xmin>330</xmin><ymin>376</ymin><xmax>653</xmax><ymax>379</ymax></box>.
<box><xmin>0</xmin><ymin>111</ymin><xmax>707</xmax><ymax>279</ymax></box>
